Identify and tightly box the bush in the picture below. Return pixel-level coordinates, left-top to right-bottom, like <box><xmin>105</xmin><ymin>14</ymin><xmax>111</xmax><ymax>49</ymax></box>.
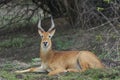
<box><xmin>0</xmin><ymin>37</ymin><xmax>25</xmax><ymax>48</ymax></box>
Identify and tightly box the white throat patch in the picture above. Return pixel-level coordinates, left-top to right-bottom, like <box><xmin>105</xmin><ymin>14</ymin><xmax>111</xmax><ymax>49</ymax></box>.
<box><xmin>41</xmin><ymin>45</ymin><xmax>51</xmax><ymax>54</ymax></box>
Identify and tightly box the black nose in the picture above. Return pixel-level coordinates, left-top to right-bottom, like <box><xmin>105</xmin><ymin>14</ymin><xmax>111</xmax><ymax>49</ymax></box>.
<box><xmin>43</xmin><ymin>42</ymin><xmax>48</xmax><ymax>46</ymax></box>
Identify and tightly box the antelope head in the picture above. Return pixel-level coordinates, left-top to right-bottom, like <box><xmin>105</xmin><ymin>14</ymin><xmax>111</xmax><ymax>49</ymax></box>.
<box><xmin>38</xmin><ymin>17</ymin><xmax>56</xmax><ymax>52</ymax></box>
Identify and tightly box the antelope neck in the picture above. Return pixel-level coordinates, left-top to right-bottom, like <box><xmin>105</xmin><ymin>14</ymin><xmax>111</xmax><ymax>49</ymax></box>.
<box><xmin>40</xmin><ymin>47</ymin><xmax>54</xmax><ymax>62</ymax></box>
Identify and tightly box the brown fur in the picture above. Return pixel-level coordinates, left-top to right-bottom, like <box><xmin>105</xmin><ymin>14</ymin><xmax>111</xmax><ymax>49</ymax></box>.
<box><xmin>40</xmin><ymin>50</ymin><xmax>104</xmax><ymax>75</ymax></box>
<box><xmin>15</xmin><ymin>25</ymin><xmax>104</xmax><ymax>76</ymax></box>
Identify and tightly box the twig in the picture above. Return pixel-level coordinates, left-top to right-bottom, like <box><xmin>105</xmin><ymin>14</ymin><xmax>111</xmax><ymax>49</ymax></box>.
<box><xmin>98</xmin><ymin>11</ymin><xmax>119</xmax><ymax>35</ymax></box>
<box><xmin>87</xmin><ymin>17</ymin><xmax>120</xmax><ymax>31</ymax></box>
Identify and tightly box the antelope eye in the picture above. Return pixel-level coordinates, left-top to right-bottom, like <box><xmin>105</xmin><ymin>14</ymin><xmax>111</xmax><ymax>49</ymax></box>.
<box><xmin>41</xmin><ymin>35</ymin><xmax>43</xmax><ymax>38</ymax></box>
<box><xmin>49</xmin><ymin>35</ymin><xmax>51</xmax><ymax>38</ymax></box>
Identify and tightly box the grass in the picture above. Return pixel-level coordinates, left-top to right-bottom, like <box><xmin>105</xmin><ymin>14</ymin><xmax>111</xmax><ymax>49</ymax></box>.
<box><xmin>0</xmin><ymin>37</ymin><xmax>25</xmax><ymax>49</ymax></box>
<box><xmin>1</xmin><ymin>58</ymin><xmax>119</xmax><ymax>80</ymax></box>
<box><xmin>0</xmin><ymin>35</ymin><xmax>34</xmax><ymax>50</ymax></box>
<box><xmin>54</xmin><ymin>37</ymin><xmax>74</xmax><ymax>50</ymax></box>
<box><xmin>0</xmin><ymin>70</ymin><xmax>35</xmax><ymax>80</ymax></box>
<box><xmin>0</xmin><ymin>67</ymin><xmax>120</xmax><ymax>80</ymax></box>
<box><xmin>1</xmin><ymin>57</ymin><xmax>119</xmax><ymax>80</ymax></box>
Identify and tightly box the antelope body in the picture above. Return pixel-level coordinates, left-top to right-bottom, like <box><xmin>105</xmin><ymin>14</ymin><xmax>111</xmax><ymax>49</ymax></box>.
<box><xmin>15</xmin><ymin>17</ymin><xmax>104</xmax><ymax>76</ymax></box>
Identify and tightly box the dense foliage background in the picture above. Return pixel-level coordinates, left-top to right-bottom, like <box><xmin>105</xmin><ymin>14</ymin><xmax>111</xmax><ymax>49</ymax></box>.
<box><xmin>0</xmin><ymin>0</ymin><xmax>120</xmax><ymax>80</ymax></box>
<box><xmin>0</xmin><ymin>0</ymin><xmax>119</xmax><ymax>59</ymax></box>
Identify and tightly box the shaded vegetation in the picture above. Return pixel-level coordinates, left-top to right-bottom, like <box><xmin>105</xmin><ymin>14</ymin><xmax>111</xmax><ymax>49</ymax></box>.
<box><xmin>0</xmin><ymin>0</ymin><xmax>120</xmax><ymax>80</ymax></box>
<box><xmin>0</xmin><ymin>37</ymin><xmax>25</xmax><ymax>48</ymax></box>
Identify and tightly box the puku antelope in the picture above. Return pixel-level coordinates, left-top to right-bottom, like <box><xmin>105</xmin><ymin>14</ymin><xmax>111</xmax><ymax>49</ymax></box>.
<box><xmin>15</xmin><ymin>17</ymin><xmax>104</xmax><ymax>76</ymax></box>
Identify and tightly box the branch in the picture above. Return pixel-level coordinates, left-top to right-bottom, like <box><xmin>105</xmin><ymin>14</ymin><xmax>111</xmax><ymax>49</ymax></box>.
<box><xmin>87</xmin><ymin>17</ymin><xmax>120</xmax><ymax>31</ymax></box>
<box><xmin>98</xmin><ymin>11</ymin><xmax>119</xmax><ymax>35</ymax></box>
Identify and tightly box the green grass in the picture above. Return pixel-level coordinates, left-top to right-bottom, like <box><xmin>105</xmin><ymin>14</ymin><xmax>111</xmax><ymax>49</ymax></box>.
<box><xmin>54</xmin><ymin>37</ymin><xmax>73</xmax><ymax>50</ymax></box>
<box><xmin>0</xmin><ymin>70</ymin><xmax>18</xmax><ymax>80</ymax></box>
<box><xmin>54</xmin><ymin>68</ymin><xmax>119</xmax><ymax>80</ymax></box>
<box><xmin>0</xmin><ymin>68</ymin><xmax>120</xmax><ymax>80</ymax></box>
<box><xmin>0</xmin><ymin>70</ymin><xmax>36</xmax><ymax>80</ymax></box>
<box><xmin>0</xmin><ymin>35</ymin><xmax>34</xmax><ymax>50</ymax></box>
<box><xmin>0</xmin><ymin>57</ymin><xmax>119</xmax><ymax>80</ymax></box>
<box><xmin>0</xmin><ymin>37</ymin><xmax>25</xmax><ymax>49</ymax></box>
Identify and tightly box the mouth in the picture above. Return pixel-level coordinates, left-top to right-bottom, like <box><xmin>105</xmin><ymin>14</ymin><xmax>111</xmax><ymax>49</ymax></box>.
<box><xmin>43</xmin><ymin>46</ymin><xmax>48</xmax><ymax>48</ymax></box>
<box><xmin>43</xmin><ymin>44</ymin><xmax>49</xmax><ymax>48</ymax></box>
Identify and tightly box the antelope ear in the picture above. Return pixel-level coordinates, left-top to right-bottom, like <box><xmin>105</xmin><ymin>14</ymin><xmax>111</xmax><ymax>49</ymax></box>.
<box><xmin>49</xmin><ymin>29</ymin><xmax>56</xmax><ymax>37</ymax></box>
<box><xmin>38</xmin><ymin>29</ymin><xmax>43</xmax><ymax>37</ymax></box>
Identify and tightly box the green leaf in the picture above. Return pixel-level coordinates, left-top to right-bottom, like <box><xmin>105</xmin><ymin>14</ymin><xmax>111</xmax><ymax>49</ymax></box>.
<box><xmin>103</xmin><ymin>0</ymin><xmax>111</xmax><ymax>4</ymax></box>
<box><xmin>97</xmin><ymin>7</ymin><xmax>104</xmax><ymax>11</ymax></box>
